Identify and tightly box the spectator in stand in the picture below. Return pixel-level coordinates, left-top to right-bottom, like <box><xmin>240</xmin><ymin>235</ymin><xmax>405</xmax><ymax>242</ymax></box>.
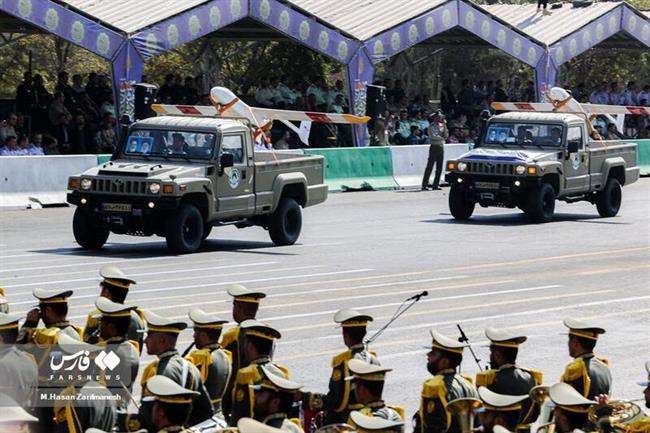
<box><xmin>16</xmin><ymin>72</ymin><xmax>37</xmax><ymax>116</ymax></box>
<box><xmin>494</xmin><ymin>80</ymin><xmax>508</xmax><ymax>102</ymax></box>
<box><xmin>16</xmin><ymin>135</ymin><xmax>31</xmax><ymax>155</ymax></box>
<box><xmin>255</xmin><ymin>77</ymin><xmax>275</xmax><ymax>108</ymax></box>
<box><xmin>94</xmin><ymin>112</ymin><xmax>118</xmax><ymax>153</ymax></box>
<box><xmin>71</xmin><ymin>74</ymin><xmax>85</xmax><ymax>95</ymax></box>
<box><xmin>54</xmin><ymin>113</ymin><xmax>72</xmax><ymax>154</ymax></box>
<box><xmin>30</xmin><ymin>73</ymin><xmax>51</xmax><ymax>131</ymax></box>
<box><xmin>392</xmin><ymin>80</ymin><xmax>406</xmax><ymax>104</ymax></box>
<box><xmin>55</xmin><ymin>71</ymin><xmax>76</xmax><ymax>112</ymax></box>
<box><xmin>274</xmin><ymin>130</ymin><xmax>292</xmax><ymax>150</ymax></box>
<box><xmin>330</xmin><ymin>94</ymin><xmax>346</xmax><ymax>114</ymax></box>
<box><xmin>15</xmin><ymin>113</ymin><xmax>26</xmax><ymax>137</ymax></box>
<box><xmin>572</xmin><ymin>83</ymin><xmax>588</xmax><ymax>102</ymax></box>
<box><xmin>42</xmin><ymin>134</ymin><xmax>60</xmax><ymax>155</ymax></box>
<box><xmin>621</xmin><ymin>81</ymin><xmax>638</xmax><ymax>106</ymax></box>
<box><xmin>306</xmin><ymin>77</ymin><xmax>328</xmax><ymax>107</ymax></box>
<box><xmin>268</xmin><ymin>77</ymin><xmax>285</xmax><ymax>108</ymax></box>
<box><xmin>278</xmin><ymin>76</ymin><xmax>298</xmax><ymax>105</ymax></box>
<box><xmin>447</xmin><ymin>126</ymin><xmax>462</xmax><ymax>144</ymax></box>
<box><xmin>394</xmin><ymin>109</ymin><xmax>411</xmax><ymax>145</ymax></box>
<box><xmin>638</xmin><ymin>85</ymin><xmax>650</xmax><ymax>106</ymax></box>
<box><xmin>100</xmin><ymin>93</ymin><xmax>115</xmax><ymax>117</ymax></box>
<box><xmin>194</xmin><ymin>75</ymin><xmax>205</xmax><ymax>99</ymax></box>
<box><xmin>71</xmin><ymin>112</ymin><xmax>94</xmax><ymax>154</ymax></box>
<box><xmin>523</xmin><ymin>81</ymin><xmax>536</xmax><ymax>102</ymax></box>
<box><xmin>0</xmin><ymin>136</ymin><xmax>23</xmax><ymax>155</ymax></box>
<box><xmin>184</xmin><ymin>76</ymin><xmax>199</xmax><ymax>105</ymax></box>
<box><xmin>414</xmin><ymin>110</ymin><xmax>430</xmax><ymax>135</ymax></box>
<box><xmin>508</xmin><ymin>77</ymin><xmax>522</xmax><ymax>102</ymax></box>
<box><xmin>457</xmin><ymin>80</ymin><xmax>476</xmax><ymax>115</ymax></box>
<box><xmin>440</xmin><ymin>84</ymin><xmax>457</xmax><ymax>114</ymax></box>
<box><xmin>28</xmin><ymin>133</ymin><xmax>45</xmax><ymax>155</ymax></box>
<box><xmin>305</xmin><ymin>93</ymin><xmax>318</xmax><ymax>111</ymax></box>
<box><xmin>172</xmin><ymin>74</ymin><xmax>185</xmax><ymax>103</ymax></box>
<box><xmin>590</xmin><ymin>82</ymin><xmax>609</xmax><ymax>104</ymax></box>
<box><xmin>85</xmin><ymin>72</ymin><xmax>99</xmax><ymax>102</ymax></box>
<box><xmin>406</xmin><ymin>125</ymin><xmax>421</xmax><ymax>144</ymax></box>
<box><xmin>0</xmin><ymin>113</ymin><xmax>18</xmax><ymax>143</ymax></box>
<box><xmin>608</xmin><ymin>82</ymin><xmax>622</xmax><ymax>105</ymax></box>
<box><xmin>328</xmin><ymin>80</ymin><xmax>346</xmax><ymax>111</ymax></box>
<box><xmin>158</xmin><ymin>74</ymin><xmax>175</xmax><ymax>103</ymax></box>
<box><xmin>48</xmin><ymin>91</ymin><xmax>72</xmax><ymax>127</ymax></box>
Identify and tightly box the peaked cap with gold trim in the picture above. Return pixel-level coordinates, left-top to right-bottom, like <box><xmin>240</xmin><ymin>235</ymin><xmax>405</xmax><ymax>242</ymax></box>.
<box><xmin>95</xmin><ymin>296</ymin><xmax>136</xmax><ymax>318</ymax></box>
<box><xmin>241</xmin><ymin>319</ymin><xmax>281</xmax><ymax>340</ymax></box>
<box><xmin>429</xmin><ymin>329</ymin><xmax>467</xmax><ymax>354</ymax></box>
<box><xmin>145</xmin><ymin>375</ymin><xmax>199</xmax><ymax>404</ymax></box>
<box><xmin>549</xmin><ymin>382</ymin><xmax>596</xmax><ymax>413</ymax></box>
<box><xmin>32</xmin><ymin>288</ymin><xmax>73</xmax><ymax>304</ymax></box>
<box><xmin>188</xmin><ymin>308</ymin><xmax>228</xmax><ymax>330</ymax></box>
<box><xmin>144</xmin><ymin>310</ymin><xmax>187</xmax><ymax>334</ymax></box>
<box><xmin>99</xmin><ymin>265</ymin><xmax>136</xmax><ymax>290</ymax></box>
<box><xmin>227</xmin><ymin>285</ymin><xmax>266</xmax><ymax>304</ymax></box>
<box><xmin>485</xmin><ymin>327</ymin><xmax>527</xmax><ymax>348</ymax></box>
<box><xmin>478</xmin><ymin>386</ymin><xmax>528</xmax><ymax>412</ymax></box>
<box><xmin>563</xmin><ymin>318</ymin><xmax>605</xmax><ymax>341</ymax></box>
<box><xmin>347</xmin><ymin>358</ymin><xmax>391</xmax><ymax>382</ymax></box>
<box><xmin>334</xmin><ymin>308</ymin><xmax>373</xmax><ymax>328</ymax></box>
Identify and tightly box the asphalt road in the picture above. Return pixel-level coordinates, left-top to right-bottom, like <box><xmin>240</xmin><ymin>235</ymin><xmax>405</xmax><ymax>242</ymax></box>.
<box><xmin>1</xmin><ymin>179</ymin><xmax>649</xmax><ymax>418</ymax></box>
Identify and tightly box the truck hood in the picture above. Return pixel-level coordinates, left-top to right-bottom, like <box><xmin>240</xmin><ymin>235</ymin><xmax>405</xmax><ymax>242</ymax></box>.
<box><xmin>459</xmin><ymin>148</ymin><xmax>558</xmax><ymax>163</ymax></box>
<box><xmin>84</xmin><ymin>160</ymin><xmax>209</xmax><ymax>180</ymax></box>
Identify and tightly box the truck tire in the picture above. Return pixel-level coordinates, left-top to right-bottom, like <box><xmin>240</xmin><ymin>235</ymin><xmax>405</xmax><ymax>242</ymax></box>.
<box><xmin>449</xmin><ymin>185</ymin><xmax>475</xmax><ymax>220</ymax></box>
<box><xmin>596</xmin><ymin>178</ymin><xmax>622</xmax><ymax>217</ymax></box>
<box><xmin>165</xmin><ymin>203</ymin><xmax>204</xmax><ymax>254</ymax></box>
<box><xmin>73</xmin><ymin>208</ymin><xmax>109</xmax><ymax>249</ymax></box>
<box><xmin>269</xmin><ymin>197</ymin><xmax>302</xmax><ymax>246</ymax></box>
<box><xmin>527</xmin><ymin>183</ymin><xmax>555</xmax><ymax>223</ymax></box>
<box><xmin>202</xmin><ymin>225</ymin><xmax>213</xmax><ymax>241</ymax></box>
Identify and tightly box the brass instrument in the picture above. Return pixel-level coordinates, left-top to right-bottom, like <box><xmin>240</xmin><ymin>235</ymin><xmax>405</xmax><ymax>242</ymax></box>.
<box><xmin>447</xmin><ymin>397</ymin><xmax>483</xmax><ymax>433</ymax></box>
<box><xmin>587</xmin><ymin>400</ymin><xmax>644</xmax><ymax>433</ymax></box>
<box><xmin>529</xmin><ymin>385</ymin><xmax>555</xmax><ymax>433</ymax></box>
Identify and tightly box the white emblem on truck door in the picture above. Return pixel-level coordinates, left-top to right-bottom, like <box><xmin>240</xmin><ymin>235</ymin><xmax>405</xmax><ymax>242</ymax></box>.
<box><xmin>228</xmin><ymin>168</ymin><xmax>241</xmax><ymax>189</ymax></box>
<box><xmin>570</xmin><ymin>152</ymin><xmax>581</xmax><ymax>170</ymax></box>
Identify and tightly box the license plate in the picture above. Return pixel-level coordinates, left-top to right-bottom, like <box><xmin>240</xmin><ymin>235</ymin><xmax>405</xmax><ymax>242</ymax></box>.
<box><xmin>474</xmin><ymin>181</ymin><xmax>500</xmax><ymax>190</ymax></box>
<box><xmin>102</xmin><ymin>203</ymin><xmax>132</xmax><ymax>212</ymax></box>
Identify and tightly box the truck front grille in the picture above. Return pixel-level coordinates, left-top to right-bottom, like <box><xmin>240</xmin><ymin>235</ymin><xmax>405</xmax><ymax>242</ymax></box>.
<box><xmin>466</xmin><ymin>162</ymin><xmax>515</xmax><ymax>175</ymax></box>
<box><xmin>92</xmin><ymin>178</ymin><xmax>148</xmax><ymax>194</ymax></box>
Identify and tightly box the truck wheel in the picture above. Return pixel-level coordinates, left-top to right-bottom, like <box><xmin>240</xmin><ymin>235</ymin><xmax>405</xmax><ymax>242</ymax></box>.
<box><xmin>596</xmin><ymin>178</ymin><xmax>622</xmax><ymax>217</ymax></box>
<box><xmin>202</xmin><ymin>225</ymin><xmax>213</xmax><ymax>240</ymax></box>
<box><xmin>449</xmin><ymin>185</ymin><xmax>475</xmax><ymax>220</ymax></box>
<box><xmin>73</xmin><ymin>208</ymin><xmax>109</xmax><ymax>249</ymax></box>
<box><xmin>269</xmin><ymin>197</ymin><xmax>302</xmax><ymax>246</ymax></box>
<box><xmin>165</xmin><ymin>203</ymin><xmax>204</xmax><ymax>254</ymax></box>
<box><xmin>527</xmin><ymin>183</ymin><xmax>555</xmax><ymax>223</ymax></box>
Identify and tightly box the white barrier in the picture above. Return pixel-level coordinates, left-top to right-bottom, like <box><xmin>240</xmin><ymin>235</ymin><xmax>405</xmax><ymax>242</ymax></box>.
<box><xmin>390</xmin><ymin>143</ymin><xmax>471</xmax><ymax>189</ymax></box>
<box><xmin>0</xmin><ymin>155</ymin><xmax>97</xmax><ymax>208</ymax></box>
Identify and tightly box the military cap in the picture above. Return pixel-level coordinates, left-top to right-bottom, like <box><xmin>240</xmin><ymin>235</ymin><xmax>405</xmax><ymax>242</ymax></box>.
<box><xmin>478</xmin><ymin>386</ymin><xmax>528</xmax><ymax>411</ymax></box>
<box><xmin>32</xmin><ymin>288</ymin><xmax>73</xmax><ymax>304</ymax></box>
<box><xmin>493</xmin><ymin>426</ymin><xmax>515</xmax><ymax>433</ymax></box>
<box><xmin>188</xmin><ymin>308</ymin><xmax>228</xmax><ymax>330</ymax></box>
<box><xmin>549</xmin><ymin>383</ymin><xmax>595</xmax><ymax>412</ymax></box>
<box><xmin>99</xmin><ymin>264</ymin><xmax>136</xmax><ymax>289</ymax></box>
<box><xmin>95</xmin><ymin>296</ymin><xmax>136</xmax><ymax>317</ymax></box>
<box><xmin>638</xmin><ymin>361</ymin><xmax>650</xmax><ymax>387</ymax></box>
<box><xmin>241</xmin><ymin>319</ymin><xmax>281</xmax><ymax>340</ymax></box>
<box><xmin>144</xmin><ymin>310</ymin><xmax>188</xmax><ymax>334</ymax></box>
<box><xmin>334</xmin><ymin>308</ymin><xmax>373</xmax><ymax>328</ymax></box>
<box><xmin>227</xmin><ymin>284</ymin><xmax>266</xmax><ymax>304</ymax></box>
<box><xmin>563</xmin><ymin>318</ymin><xmax>605</xmax><ymax>341</ymax></box>
<box><xmin>238</xmin><ymin>417</ymin><xmax>285</xmax><ymax>433</ymax></box>
<box><xmin>58</xmin><ymin>331</ymin><xmax>101</xmax><ymax>354</ymax></box>
<box><xmin>429</xmin><ymin>329</ymin><xmax>467</xmax><ymax>354</ymax></box>
<box><xmin>0</xmin><ymin>312</ymin><xmax>20</xmax><ymax>331</ymax></box>
<box><xmin>255</xmin><ymin>364</ymin><xmax>302</xmax><ymax>393</ymax></box>
<box><xmin>0</xmin><ymin>394</ymin><xmax>39</xmax><ymax>424</ymax></box>
<box><xmin>485</xmin><ymin>327</ymin><xmax>527</xmax><ymax>348</ymax></box>
<box><xmin>146</xmin><ymin>375</ymin><xmax>199</xmax><ymax>404</ymax></box>
<box><xmin>349</xmin><ymin>411</ymin><xmax>404</xmax><ymax>432</ymax></box>
<box><xmin>347</xmin><ymin>359</ymin><xmax>391</xmax><ymax>382</ymax></box>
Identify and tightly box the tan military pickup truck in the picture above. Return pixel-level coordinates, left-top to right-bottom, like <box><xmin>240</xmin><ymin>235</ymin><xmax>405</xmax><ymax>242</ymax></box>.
<box><xmin>67</xmin><ymin>116</ymin><xmax>327</xmax><ymax>253</ymax></box>
<box><xmin>445</xmin><ymin>112</ymin><xmax>640</xmax><ymax>222</ymax></box>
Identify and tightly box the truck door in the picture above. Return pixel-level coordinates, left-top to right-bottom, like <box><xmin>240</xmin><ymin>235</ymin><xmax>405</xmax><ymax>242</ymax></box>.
<box><xmin>563</xmin><ymin>125</ymin><xmax>589</xmax><ymax>193</ymax></box>
<box><xmin>216</xmin><ymin>133</ymin><xmax>254</xmax><ymax>217</ymax></box>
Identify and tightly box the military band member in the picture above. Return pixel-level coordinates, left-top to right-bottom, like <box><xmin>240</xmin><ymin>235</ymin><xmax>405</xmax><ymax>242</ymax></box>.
<box><xmin>221</xmin><ymin>285</ymin><xmax>266</xmax><ymax>420</ymax></box>
<box><xmin>0</xmin><ymin>394</ymin><xmax>39</xmax><ymax>433</ymax></box>
<box><xmin>136</xmin><ymin>310</ymin><xmax>214</xmax><ymax>432</ymax></box>
<box><xmin>477</xmin><ymin>328</ymin><xmax>542</xmax><ymax>433</ymax></box>
<box><xmin>300</xmin><ymin>309</ymin><xmax>380</xmax><ymax>425</ymax></box>
<box><xmin>18</xmin><ymin>289</ymin><xmax>81</xmax><ymax>345</ymax></box>
<box><xmin>0</xmin><ymin>313</ymin><xmax>38</xmax><ymax>410</ymax></box>
<box><xmin>145</xmin><ymin>375</ymin><xmax>200</xmax><ymax>433</ymax></box>
<box><xmin>413</xmin><ymin>329</ymin><xmax>479</xmax><ymax>433</ymax></box>
<box><xmin>94</xmin><ymin>297</ymin><xmax>140</xmax><ymax>407</ymax></box>
<box><xmin>52</xmin><ymin>333</ymin><xmax>117</xmax><ymax>433</ymax></box>
<box><xmin>253</xmin><ymin>364</ymin><xmax>304</xmax><ymax>433</ymax></box>
<box><xmin>349</xmin><ymin>411</ymin><xmax>405</xmax><ymax>433</ymax></box>
<box><xmin>230</xmin><ymin>320</ymin><xmax>288</xmax><ymax>426</ymax></box>
<box><xmin>83</xmin><ymin>265</ymin><xmax>145</xmax><ymax>353</ymax></box>
<box><xmin>548</xmin><ymin>382</ymin><xmax>595</xmax><ymax>433</ymax></box>
<box><xmin>561</xmin><ymin>318</ymin><xmax>611</xmax><ymax>400</ymax></box>
<box><xmin>478</xmin><ymin>387</ymin><xmax>528</xmax><ymax>433</ymax></box>
<box><xmin>185</xmin><ymin>308</ymin><xmax>232</xmax><ymax>415</ymax></box>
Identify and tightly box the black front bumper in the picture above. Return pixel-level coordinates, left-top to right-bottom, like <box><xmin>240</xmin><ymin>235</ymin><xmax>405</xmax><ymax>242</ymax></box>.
<box><xmin>67</xmin><ymin>191</ymin><xmax>181</xmax><ymax>234</ymax></box>
<box><xmin>445</xmin><ymin>172</ymin><xmax>541</xmax><ymax>207</ymax></box>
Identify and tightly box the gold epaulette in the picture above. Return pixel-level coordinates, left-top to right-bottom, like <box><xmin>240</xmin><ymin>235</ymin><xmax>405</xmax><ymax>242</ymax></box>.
<box><xmin>33</xmin><ymin>327</ymin><xmax>60</xmax><ymax>346</ymax></box>
<box><xmin>596</xmin><ymin>356</ymin><xmax>609</xmax><ymax>366</ymax></box>
<box><xmin>71</xmin><ymin>325</ymin><xmax>84</xmax><ymax>338</ymax></box>
<box><xmin>140</xmin><ymin>360</ymin><xmax>160</xmax><ymax>395</ymax></box>
<box><xmin>331</xmin><ymin>350</ymin><xmax>352</xmax><ymax>368</ymax></box>
<box><xmin>561</xmin><ymin>358</ymin><xmax>586</xmax><ymax>382</ymax></box>
<box><xmin>524</xmin><ymin>367</ymin><xmax>544</xmax><ymax>385</ymax></box>
<box><xmin>134</xmin><ymin>307</ymin><xmax>145</xmax><ymax>322</ymax></box>
<box><xmin>236</xmin><ymin>365</ymin><xmax>262</xmax><ymax>385</ymax></box>
<box><xmin>53</xmin><ymin>385</ymin><xmax>76</xmax><ymax>424</ymax></box>
<box><xmin>277</xmin><ymin>364</ymin><xmax>290</xmax><ymax>379</ymax></box>
<box><xmin>221</xmin><ymin>327</ymin><xmax>239</xmax><ymax>348</ymax></box>
<box><xmin>476</xmin><ymin>369</ymin><xmax>497</xmax><ymax>387</ymax></box>
<box><xmin>128</xmin><ymin>339</ymin><xmax>140</xmax><ymax>353</ymax></box>
<box><xmin>389</xmin><ymin>404</ymin><xmax>407</xmax><ymax>421</ymax></box>
<box><xmin>289</xmin><ymin>418</ymin><xmax>303</xmax><ymax>430</ymax></box>
<box><xmin>422</xmin><ymin>376</ymin><xmax>447</xmax><ymax>399</ymax></box>
<box><xmin>461</xmin><ymin>374</ymin><xmax>474</xmax><ymax>385</ymax></box>
<box><xmin>186</xmin><ymin>349</ymin><xmax>213</xmax><ymax>383</ymax></box>
<box><xmin>85</xmin><ymin>309</ymin><xmax>101</xmax><ymax>328</ymax></box>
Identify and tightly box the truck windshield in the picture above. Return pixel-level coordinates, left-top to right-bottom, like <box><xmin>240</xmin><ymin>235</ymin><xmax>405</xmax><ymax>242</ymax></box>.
<box><xmin>484</xmin><ymin>123</ymin><xmax>564</xmax><ymax>148</ymax></box>
<box><xmin>123</xmin><ymin>129</ymin><xmax>216</xmax><ymax>160</ymax></box>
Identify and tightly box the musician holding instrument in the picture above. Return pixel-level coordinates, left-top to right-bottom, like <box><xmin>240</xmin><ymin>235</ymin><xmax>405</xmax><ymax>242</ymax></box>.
<box><xmin>478</xmin><ymin>386</ymin><xmax>529</xmax><ymax>433</ymax></box>
<box><xmin>299</xmin><ymin>309</ymin><xmax>380</xmax><ymax>425</ymax></box>
<box><xmin>549</xmin><ymin>382</ymin><xmax>596</xmax><ymax>433</ymax></box>
<box><xmin>477</xmin><ymin>328</ymin><xmax>543</xmax><ymax>433</ymax></box>
<box><xmin>561</xmin><ymin>319</ymin><xmax>612</xmax><ymax>400</ymax></box>
<box><xmin>413</xmin><ymin>329</ymin><xmax>479</xmax><ymax>433</ymax></box>
<box><xmin>253</xmin><ymin>364</ymin><xmax>304</xmax><ymax>433</ymax></box>
<box><xmin>185</xmin><ymin>308</ymin><xmax>232</xmax><ymax>416</ymax></box>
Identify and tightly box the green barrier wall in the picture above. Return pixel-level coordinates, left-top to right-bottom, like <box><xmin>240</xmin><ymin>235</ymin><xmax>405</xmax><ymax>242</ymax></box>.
<box><xmin>304</xmin><ymin>147</ymin><xmax>398</xmax><ymax>192</ymax></box>
<box><xmin>634</xmin><ymin>140</ymin><xmax>650</xmax><ymax>176</ymax></box>
<box><xmin>97</xmin><ymin>154</ymin><xmax>111</xmax><ymax>165</ymax></box>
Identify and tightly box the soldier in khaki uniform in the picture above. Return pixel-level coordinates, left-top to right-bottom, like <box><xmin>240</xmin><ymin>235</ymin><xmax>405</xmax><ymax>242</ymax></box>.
<box><xmin>144</xmin><ymin>375</ymin><xmax>200</xmax><ymax>433</ymax></box>
<box><xmin>135</xmin><ymin>310</ymin><xmax>214</xmax><ymax>432</ymax></box>
<box><xmin>230</xmin><ymin>320</ymin><xmax>289</xmax><ymax>426</ymax></box>
<box><xmin>221</xmin><ymin>285</ymin><xmax>266</xmax><ymax>421</ymax></box>
<box><xmin>560</xmin><ymin>318</ymin><xmax>611</xmax><ymax>400</ymax></box>
<box><xmin>0</xmin><ymin>394</ymin><xmax>39</xmax><ymax>433</ymax></box>
<box><xmin>253</xmin><ymin>364</ymin><xmax>304</xmax><ymax>433</ymax></box>
<box><xmin>300</xmin><ymin>309</ymin><xmax>380</xmax><ymax>425</ymax></box>
<box><xmin>185</xmin><ymin>308</ymin><xmax>232</xmax><ymax>415</ymax></box>
<box><xmin>477</xmin><ymin>328</ymin><xmax>543</xmax><ymax>433</ymax></box>
<box><xmin>83</xmin><ymin>265</ymin><xmax>145</xmax><ymax>354</ymax></box>
<box><xmin>346</xmin><ymin>359</ymin><xmax>404</xmax><ymax>430</ymax></box>
<box><xmin>548</xmin><ymin>382</ymin><xmax>595</xmax><ymax>433</ymax></box>
<box><xmin>478</xmin><ymin>387</ymin><xmax>528</xmax><ymax>433</ymax></box>
<box><xmin>349</xmin><ymin>411</ymin><xmax>405</xmax><ymax>433</ymax></box>
<box><xmin>413</xmin><ymin>329</ymin><xmax>479</xmax><ymax>433</ymax></box>
<box><xmin>0</xmin><ymin>312</ymin><xmax>38</xmax><ymax>410</ymax></box>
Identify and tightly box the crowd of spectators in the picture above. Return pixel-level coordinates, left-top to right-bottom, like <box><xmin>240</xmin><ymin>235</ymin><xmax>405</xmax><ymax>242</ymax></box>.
<box><xmin>0</xmin><ymin>71</ymin><xmax>117</xmax><ymax>156</ymax></box>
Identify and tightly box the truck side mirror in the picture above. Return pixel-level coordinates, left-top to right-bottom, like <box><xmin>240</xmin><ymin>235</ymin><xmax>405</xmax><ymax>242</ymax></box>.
<box><xmin>567</xmin><ymin>140</ymin><xmax>579</xmax><ymax>154</ymax></box>
<box><xmin>220</xmin><ymin>153</ymin><xmax>234</xmax><ymax>168</ymax></box>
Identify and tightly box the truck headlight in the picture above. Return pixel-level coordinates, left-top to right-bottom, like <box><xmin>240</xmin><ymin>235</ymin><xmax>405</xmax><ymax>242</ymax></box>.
<box><xmin>149</xmin><ymin>183</ymin><xmax>161</xmax><ymax>194</ymax></box>
<box><xmin>515</xmin><ymin>165</ymin><xmax>526</xmax><ymax>175</ymax></box>
<box><xmin>80</xmin><ymin>178</ymin><xmax>92</xmax><ymax>190</ymax></box>
<box><xmin>457</xmin><ymin>162</ymin><xmax>467</xmax><ymax>172</ymax></box>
